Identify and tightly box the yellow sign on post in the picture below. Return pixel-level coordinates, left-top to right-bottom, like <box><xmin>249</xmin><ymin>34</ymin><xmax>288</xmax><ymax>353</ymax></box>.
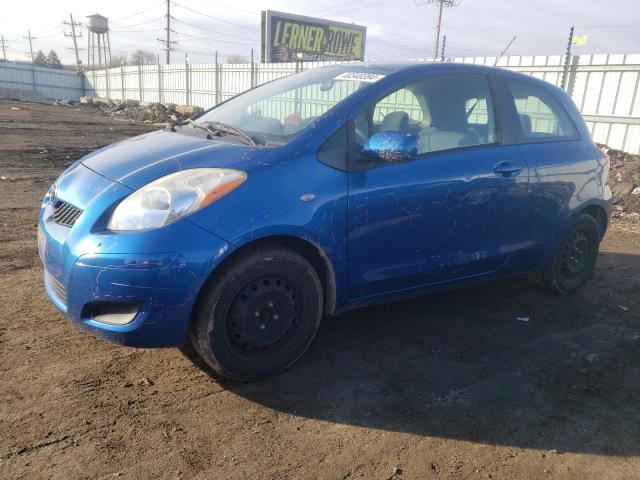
<box><xmin>572</xmin><ymin>35</ymin><xmax>588</xmax><ymax>46</ymax></box>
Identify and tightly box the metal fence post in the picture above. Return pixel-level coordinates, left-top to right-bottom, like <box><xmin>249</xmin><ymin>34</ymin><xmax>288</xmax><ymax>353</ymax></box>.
<box><xmin>137</xmin><ymin>63</ymin><xmax>143</xmax><ymax>102</ymax></box>
<box><xmin>566</xmin><ymin>54</ymin><xmax>580</xmax><ymax>98</ymax></box>
<box><xmin>185</xmin><ymin>56</ymin><xmax>190</xmax><ymax>106</ymax></box>
<box><xmin>158</xmin><ymin>62</ymin><xmax>162</xmax><ymax>104</ymax></box>
<box><xmin>79</xmin><ymin>70</ymin><xmax>86</xmax><ymax>97</ymax></box>
<box><xmin>215</xmin><ymin>59</ymin><xmax>220</xmax><ymax>105</ymax></box>
<box><xmin>254</xmin><ymin>62</ymin><xmax>259</xmax><ymax>90</ymax></box>
<box><xmin>105</xmin><ymin>67</ymin><xmax>110</xmax><ymax>99</ymax></box>
<box><xmin>560</xmin><ymin>26</ymin><xmax>574</xmax><ymax>91</ymax></box>
<box><xmin>250</xmin><ymin>48</ymin><xmax>255</xmax><ymax>88</ymax></box>
<box><xmin>120</xmin><ymin>65</ymin><xmax>125</xmax><ymax>99</ymax></box>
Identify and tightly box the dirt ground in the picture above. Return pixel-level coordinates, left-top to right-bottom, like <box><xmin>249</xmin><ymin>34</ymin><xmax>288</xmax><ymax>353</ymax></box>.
<box><xmin>1</xmin><ymin>100</ymin><xmax>639</xmax><ymax>480</ymax></box>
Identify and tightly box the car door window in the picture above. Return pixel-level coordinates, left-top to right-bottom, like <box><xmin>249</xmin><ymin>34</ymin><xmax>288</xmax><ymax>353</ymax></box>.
<box><xmin>507</xmin><ymin>80</ymin><xmax>578</xmax><ymax>142</ymax></box>
<box><xmin>418</xmin><ymin>75</ymin><xmax>496</xmax><ymax>153</ymax></box>
<box><xmin>372</xmin><ymin>88</ymin><xmax>424</xmax><ymax>135</ymax></box>
<box><xmin>351</xmin><ymin>74</ymin><xmax>498</xmax><ymax>168</ymax></box>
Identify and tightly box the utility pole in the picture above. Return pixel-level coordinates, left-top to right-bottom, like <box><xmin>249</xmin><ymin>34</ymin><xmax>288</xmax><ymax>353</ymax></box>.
<box><xmin>166</xmin><ymin>0</ymin><xmax>171</xmax><ymax>64</ymax></box>
<box><xmin>440</xmin><ymin>35</ymin><xmax>446</xmax><ymax>61</ymax></box>
<box><xmin>23</xmin><ymin>30</ymin><xmax>36</xmax><ymax>61</ymax></box>
<box><xmin>416</xmin><ymin>1</ymin><xmax>460</xmax><ymax>60</ymax></box>
<box><xmin>434</xmin><ymin>0</ymin><xmax>444</xmax><ymax>60</ymax></box>
<box><xmin>560</xmin><ymin>26</ymin><xmax>575</xmax><ymax>91</ymax></box>
<box><xmin>0</xmin><ymin>35</ymin><xmax>7</xmax><ymax>61</ymax></box>
<box><xmin>64</xmin><ymin>14</ymin><xmax>83</xmax><ymax>71</ymax></box>
<box><xmin>157</xmin><ymin>0</ymin><xmax>177</xmax><ymax>64</ymax></box>
<box><xmin>23</xmin><ymin>30</ymin><xmax>37</xmax><ymax>90</ymax></box>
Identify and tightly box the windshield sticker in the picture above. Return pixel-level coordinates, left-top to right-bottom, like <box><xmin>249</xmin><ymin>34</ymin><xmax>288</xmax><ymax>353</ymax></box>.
<box><xmin>333</xmin><ymin>72</ymin><xmax>386</xmax><ymax>83</ymax></box>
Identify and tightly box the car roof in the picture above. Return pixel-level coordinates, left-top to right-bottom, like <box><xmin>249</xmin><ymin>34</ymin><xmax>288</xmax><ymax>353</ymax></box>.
<box><xmin>318</xmin><ymin>61</ymin><xmax>549</xmax><ymax>85</ymax></box>
<box><xmin>318</xmin><ymin>61</ymin><xmax>563</xmax><ymax>97</ymax></box>
<box><xmin>318</xmin><ymin>61</ymin><xmax>492</xmax><ymax>74</ymax></box>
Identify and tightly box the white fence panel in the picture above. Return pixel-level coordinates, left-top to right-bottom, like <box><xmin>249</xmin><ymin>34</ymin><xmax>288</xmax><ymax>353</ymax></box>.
<box><xmin>3</xmin><ymin>53</ymin><xmax>639</xmax><ymax>153</ymax></box>
<box><xmin>190</xmin><ymin>64</ymin><xmax>217</xmax><ymax>109</ymax></box>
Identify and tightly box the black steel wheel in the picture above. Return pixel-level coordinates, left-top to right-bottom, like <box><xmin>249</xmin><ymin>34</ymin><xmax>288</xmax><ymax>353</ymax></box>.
<box><xmin>544</xmin><ymin>213</ymin><xmax>601</xmax><ymax>294</ymax></box>
<box><xmin>190</xmin><ymin>245</ymin><xmax>323</xmax><ymax>381</ymax></box>
<box><xmin>224</xmin><ymin>274</ymin><xmax>301</xmax><ymax>356</ymax></box>
<box><xmin>560</xmin><ymin>230</ymin><xmax>590</xmax><ymax>279</ymax></box>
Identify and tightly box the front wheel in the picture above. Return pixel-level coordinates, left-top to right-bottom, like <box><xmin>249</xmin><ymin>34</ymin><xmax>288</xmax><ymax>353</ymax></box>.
<box><xmin>543</xmin><ymin>214</ymin><xmax>601</xmax><ymax>294</ymax></box>
<box><xmin>190</xmin><ymin>245</ymin><xmax>323</xmax><ymax>381</ymax></box>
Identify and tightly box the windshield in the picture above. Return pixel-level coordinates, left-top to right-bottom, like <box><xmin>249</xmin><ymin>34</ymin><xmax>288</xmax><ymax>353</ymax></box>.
<box><xmin>195</xmin><ymin>66</ymin><xmax>388</xmax><ymax>145</ymax></box>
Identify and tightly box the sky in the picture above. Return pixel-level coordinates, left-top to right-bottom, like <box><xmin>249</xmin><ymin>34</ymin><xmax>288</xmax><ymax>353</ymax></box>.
<box><xmin>1</xmin><ymin>0</ymin><xmax>639</xmax><ymax>65</ymax></box>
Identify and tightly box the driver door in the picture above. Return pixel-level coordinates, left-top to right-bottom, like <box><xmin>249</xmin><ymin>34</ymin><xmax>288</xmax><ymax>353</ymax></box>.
<box><xmin>347</xmin><ymin>73</ymin><xmax>529</xmax><ymax>300</ymax></box>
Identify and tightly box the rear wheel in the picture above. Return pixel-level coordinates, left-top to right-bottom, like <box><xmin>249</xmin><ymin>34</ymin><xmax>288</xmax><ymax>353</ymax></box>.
<box><xmin>190</xmin><ymin>245</ymin><xmax>323</xmax><ymax>381</ymax></box>
<box><xmin>543</xmin><ymin>214</ymin><xmax>601</xmax><ymax>294</ymax></box>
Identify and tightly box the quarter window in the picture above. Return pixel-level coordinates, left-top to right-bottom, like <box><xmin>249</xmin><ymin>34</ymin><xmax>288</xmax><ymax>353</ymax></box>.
<box><xmin>507</xmin><ymin>80</ymin><xmax>578</xmax><ymax>141</ymax></box>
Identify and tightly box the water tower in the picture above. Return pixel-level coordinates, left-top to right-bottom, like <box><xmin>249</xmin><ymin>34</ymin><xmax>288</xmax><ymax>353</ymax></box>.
<box><xmin>86</xmin><ymin>14</ymin><xmax>112</xmax><ymax>68</ymax></box>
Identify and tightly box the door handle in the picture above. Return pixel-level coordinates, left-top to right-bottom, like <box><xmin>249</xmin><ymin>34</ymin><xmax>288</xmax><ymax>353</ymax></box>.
<box><xmin>493</xmin><ymin>161</ymin><xmax>522</xmax><ymax>177</ymax></box>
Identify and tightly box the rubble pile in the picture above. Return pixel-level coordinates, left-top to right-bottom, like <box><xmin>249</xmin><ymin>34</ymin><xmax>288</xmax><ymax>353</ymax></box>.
<box><xmin>56</xmin><ymin>97</ymin><xmax>203</xmax><ymax>125</ymax></box>
<box><xmin>602</xmin><ymin>145</ymin><xmax>640</xmax><ymax>217</ymax></box>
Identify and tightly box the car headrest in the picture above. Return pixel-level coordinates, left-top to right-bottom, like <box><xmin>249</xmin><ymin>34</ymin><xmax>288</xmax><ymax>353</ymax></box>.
<box><xmin>519</xmin><ymin>114</ymin><xmax>532</xmax><ymax>135</ymax></box>
<box><xmin>381</xmin><ymin>111</ymin><xmax>409</xmax><ymax>132</ymax></box>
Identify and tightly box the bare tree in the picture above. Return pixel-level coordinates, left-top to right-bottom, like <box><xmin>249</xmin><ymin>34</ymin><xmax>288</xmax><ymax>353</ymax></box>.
<box><xmin>226</xmin><ymin>54</ymin><xmax>248</xmax><ymax>64</ymax></box>
<box><xmin>130</xmin><ymin>49</ymin><xmax>156</xmax><ymax>65</ymax></box>
<box><xmin>109</xmin><ymin>54</ymin><xmax>129</xmax><ymax>67</ymax></box>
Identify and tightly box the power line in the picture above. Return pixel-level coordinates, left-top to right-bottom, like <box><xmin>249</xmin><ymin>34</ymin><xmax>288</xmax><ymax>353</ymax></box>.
<box><xmin>111</xmin><ymin>28</ymin><xmax>166</xmax><ymax>33</ymax></box>
<box><xmin>186</xmin><ymin>0</ymin><xmax>258</xmax><ymax>16</ymax></box>
<box><xmin>171</xmin><ymin>2</ymin><xmax>256</xmax><ymax>31</ymax></box>
<box><xmin>33</xmin><ymin>23</ymin><xmax>62</xmax><ymax>37</ymax></box>
<box><xmin>173</xmin><ymin>30</ymin><xmax>258</xmax><ymax>46</ymax></box>
<box><xmin>111</xmin><ymin>2</ymin><xmax>166</xmax><ymax>23</ymax></box>
<box><xmin>309</xmin><ymin>0</ymin><xmax>389</xmax><ymax>16</ymax></box>
<box><xmin>172</xmin><ymin>18</ymin><xmax>256</xmax><ymax>42</ymax></box>
<box><xmin>114</xmin><ymin>16</ymin><xmax>166</xmax><ymax>29</ymax></box>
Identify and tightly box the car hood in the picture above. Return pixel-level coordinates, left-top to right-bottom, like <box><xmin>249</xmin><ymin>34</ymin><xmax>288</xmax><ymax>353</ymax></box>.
<box><xmin>81</xmin><ymin>130</ymin><xmax>270</xmax><ymax>189</ymax></box>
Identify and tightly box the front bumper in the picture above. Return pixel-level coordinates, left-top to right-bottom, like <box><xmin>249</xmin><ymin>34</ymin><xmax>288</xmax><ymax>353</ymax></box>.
<box><xmin>39</xmin><ymin>163</ymin><xmax>233</xmax><ymax>348</ymax></box>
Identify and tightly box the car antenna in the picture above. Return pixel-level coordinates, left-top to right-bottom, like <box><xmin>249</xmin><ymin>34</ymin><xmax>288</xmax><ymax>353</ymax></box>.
<box><xmin>493</xmin><ymin>36</ymin><xmax>517</xmax><ymax>66</ymax></box>
<box><xmin>466</xmin><ymin>35</ymin><xmax>517</xmax><ymax>120</ymax></box>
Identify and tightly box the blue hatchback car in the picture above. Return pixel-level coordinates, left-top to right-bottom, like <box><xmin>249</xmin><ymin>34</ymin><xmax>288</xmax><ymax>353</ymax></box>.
<box><xmin>39</xmin><ymin>63</ymin><xmax>612</xmax><ymax>380</ymax></box>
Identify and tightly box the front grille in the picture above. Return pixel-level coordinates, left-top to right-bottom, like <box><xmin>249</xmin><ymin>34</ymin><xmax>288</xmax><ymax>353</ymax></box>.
<box><xmin>53</xmin><ymin>201</ymin><xmax>83</xmax><ymax>227</ymax></box>
<box><xmin>46</xmin><ymin>271</ymin><xmax>67</xmax><ymax>305</ymax></box>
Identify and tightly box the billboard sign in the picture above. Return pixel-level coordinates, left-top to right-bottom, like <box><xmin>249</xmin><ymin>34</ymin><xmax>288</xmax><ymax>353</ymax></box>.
<box><xmin>261</xmin><ymin>10</ymin><xmax>366</xmax><ymax>63</ymax></box>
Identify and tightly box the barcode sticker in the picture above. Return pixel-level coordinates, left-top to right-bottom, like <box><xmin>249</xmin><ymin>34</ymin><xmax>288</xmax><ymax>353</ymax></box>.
<box><xmin>333</xmin><ymin>72</ymin><xmax>386</xmax><ymax>83</ymax></box>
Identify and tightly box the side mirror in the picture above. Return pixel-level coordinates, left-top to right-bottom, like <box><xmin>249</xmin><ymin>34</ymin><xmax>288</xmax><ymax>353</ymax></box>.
<box><xmin>362</xmin><ymin>132</ymin><xmax>417</xmax><ymax>163</ymax></box>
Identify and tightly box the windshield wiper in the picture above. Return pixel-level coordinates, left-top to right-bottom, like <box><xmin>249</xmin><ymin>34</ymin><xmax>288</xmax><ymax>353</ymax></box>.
<box><xmin>201</xmin><ymin>121</ymin><xmax>258</xmax><ymax>146</ymax></box>
<box><xmin>171</xmin><ymin>119</ymin><xmax>259</xmax><ymax>146</ymax></box>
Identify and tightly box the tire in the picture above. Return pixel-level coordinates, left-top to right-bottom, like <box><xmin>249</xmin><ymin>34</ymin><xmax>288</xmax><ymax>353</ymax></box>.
<box><xmin>190</xmin><ymin>245</ymin><xmax>323</xmax><ymax>381</ymax></box>
<box><xmin>543</xmin><ymin>214</ymin><xmax>601</xmax><ymax>294</ymax></box>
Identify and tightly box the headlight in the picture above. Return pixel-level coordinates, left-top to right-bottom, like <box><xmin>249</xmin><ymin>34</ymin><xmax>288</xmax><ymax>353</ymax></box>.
<box><xmin>107</xmin><ymin>168</ymin><xmax>246</xmax><ymax>231</ymax></box>
<box><xmin>43</xmin><ymin>183</ymin><xmax>57</xmax><ymax>205</ymax></box>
